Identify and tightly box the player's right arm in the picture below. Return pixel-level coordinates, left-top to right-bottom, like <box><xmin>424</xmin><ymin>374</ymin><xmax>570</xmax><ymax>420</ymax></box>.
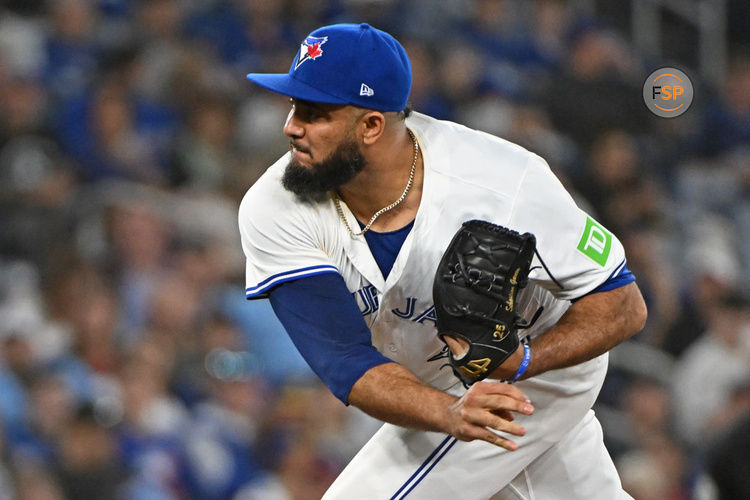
<box><xmin>268</xmin><ymin>272</ymin><xmax>533</xmax><ymax>451</ymax></box>
<box><xmin>349</xmin><ymin>360</ymin><xmax>534</xmax><ymax>450</ymax></box>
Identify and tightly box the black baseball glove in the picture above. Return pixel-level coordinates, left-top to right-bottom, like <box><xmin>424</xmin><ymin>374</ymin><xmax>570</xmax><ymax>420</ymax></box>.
<box><xmin>433</xmin><ymin>220</ymin><xmax>538</xmax><ymax>386</ymax></box>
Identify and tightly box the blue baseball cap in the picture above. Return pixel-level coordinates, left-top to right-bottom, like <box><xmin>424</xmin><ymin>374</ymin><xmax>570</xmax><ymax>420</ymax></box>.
<box><xmin>247</xmin><ymin>23</ymin><xmax>411</xmax><ymax>112</ymax></box>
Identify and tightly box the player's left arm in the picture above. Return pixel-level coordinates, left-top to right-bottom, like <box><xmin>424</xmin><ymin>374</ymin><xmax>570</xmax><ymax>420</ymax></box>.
<box><xmin>485</xmin><ymin>154</ymin><xmax>647</xmax><ymax>380</ymax></box>
<box><xmin>490</xmin><ymin>282</ymin><xmax>646</xmax><ymax>380</ymax></box>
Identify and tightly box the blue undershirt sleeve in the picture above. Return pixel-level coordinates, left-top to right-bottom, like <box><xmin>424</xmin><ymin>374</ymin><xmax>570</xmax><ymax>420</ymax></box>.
<box><xmin>267</xmin><ymin>273</ymin><xmax>393</xmax><ymax>404</ymax></box>
<box><xmin>573</xmin><ymin>262</ymin><xmax>636</xmax><ymax>302</ymax></box>
<box><xmin>590</xmin><ymin>263</ymin><xmax>635</xmax><ymax>293</ymax></box>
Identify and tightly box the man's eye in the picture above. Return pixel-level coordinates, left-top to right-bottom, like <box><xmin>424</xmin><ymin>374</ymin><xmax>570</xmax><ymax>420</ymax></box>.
<box><xmin>289</xmin><ymin>100</ymin><xmax>323</xmax><ymax>122</ymax></box>
<box><xmin>298</xmin><ymin>108</ymin><xmax>321</xmax><ymax>121</ymax></box>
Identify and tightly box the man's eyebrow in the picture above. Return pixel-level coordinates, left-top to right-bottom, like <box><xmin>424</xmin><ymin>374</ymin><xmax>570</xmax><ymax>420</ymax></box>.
<box><xmin>291</xmin><ymin>98</ymin><xmax>320</xmax><ymax>108</ymax></box>
<box><xmin>291</xmin><ymin>98</ymin><xmax>343</xmax><ymax>113</ymax></box>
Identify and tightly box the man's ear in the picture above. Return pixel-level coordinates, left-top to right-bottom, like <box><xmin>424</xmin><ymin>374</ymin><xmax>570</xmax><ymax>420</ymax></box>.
<box><xmin>358</xmin><ymin>111</ymin><xmax>386</xmax><ymax>145</ymax></box>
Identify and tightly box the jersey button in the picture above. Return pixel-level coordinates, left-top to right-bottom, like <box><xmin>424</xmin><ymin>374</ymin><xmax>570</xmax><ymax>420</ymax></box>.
<box><xmin>388</xmin><ymin>344</ymin><xmax>398</xmax><ymax>352</ymax></box>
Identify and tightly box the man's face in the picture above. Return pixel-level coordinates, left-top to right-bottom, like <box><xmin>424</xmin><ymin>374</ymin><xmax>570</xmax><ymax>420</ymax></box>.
<box><xmin>281</xmin><ymin>99</ymin><xmax>366</xmax><ymax>199</ymax></box>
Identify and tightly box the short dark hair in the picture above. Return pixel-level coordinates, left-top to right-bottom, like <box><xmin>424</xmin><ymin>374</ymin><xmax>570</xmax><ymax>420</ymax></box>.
<box><xmin>399</xmin><ymin>104</ymin><xmax>413</xmax><ymax>119</ymax></box>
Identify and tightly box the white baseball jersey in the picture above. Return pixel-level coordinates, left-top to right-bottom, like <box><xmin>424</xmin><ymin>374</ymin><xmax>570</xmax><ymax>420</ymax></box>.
<box><xmin>239</xmin><ymin>112</ymin><xmax>631</xmax><ymax>499</ymax></box>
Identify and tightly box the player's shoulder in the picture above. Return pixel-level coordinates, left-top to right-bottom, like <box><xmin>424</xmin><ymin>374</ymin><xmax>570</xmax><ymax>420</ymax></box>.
<box><xmin>409</xmin><ymin>112</ymin><xmax>539</xmax><ymax>159</ymax></box>
<box><xmin>240</xmin><ymin>155</ymin><xmax>282</xmax><ymax>217</ymax></box>
<box><xmin>407</xmin><ymin>112</ymin><xmax>551</xmax><ymax>188</ymax></box>
<box><xmin>238</xmin><ymin>153</ymin><xmax>314</xmax><ymax>227</ymax></box>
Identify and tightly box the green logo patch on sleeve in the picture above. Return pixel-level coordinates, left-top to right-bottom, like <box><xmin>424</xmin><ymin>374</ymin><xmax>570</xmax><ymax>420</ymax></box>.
<box><xmin>577</xmin><ymin>216</ymin><xmax>612</xmax><ymax>267</ymax></box>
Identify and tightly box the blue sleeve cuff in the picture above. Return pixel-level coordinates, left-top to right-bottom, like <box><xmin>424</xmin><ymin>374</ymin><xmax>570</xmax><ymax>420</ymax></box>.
<box><xmin>267</xmin><ymin>273</ymin><xmax>393</xmax><ymax>404</ymax></box>
<box><xmin>245</xmin><ymin>265</ymin><xmax>339</xmax><ymax>299</ymax></box>
<box><xmin>574</xmin><ymin>261</ymin><xmax>635</xmax><ymax>302</ymax></box>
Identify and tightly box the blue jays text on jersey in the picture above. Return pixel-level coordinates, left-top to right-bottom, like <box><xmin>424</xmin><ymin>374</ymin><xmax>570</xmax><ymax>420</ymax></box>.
<box><xmin>352</xmin><ymin>284</ymin><xmax>438</xmax><ymax>327</ymax></box>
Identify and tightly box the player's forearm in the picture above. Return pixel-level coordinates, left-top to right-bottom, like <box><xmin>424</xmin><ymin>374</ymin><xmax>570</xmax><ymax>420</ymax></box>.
<box><xmin>348</xmin><ymin>362</ymin><xmax>457</xmax><ymax>433</ymax></box>
<box><xmin>348</xmin><ymin>361</ymin><xmax>533</xmax><ymax>450</ymax></box>
<box><xmin>523</xmin><ymin>282</ymin><xmax>647</xmax><ymax>378</ymax></box>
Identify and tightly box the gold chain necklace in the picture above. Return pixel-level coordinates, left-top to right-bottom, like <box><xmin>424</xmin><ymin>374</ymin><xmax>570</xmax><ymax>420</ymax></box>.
<box><xmin>334</xmin><ymin>129</ymin><xmax>419</xmax><ymax>237</ymax></box>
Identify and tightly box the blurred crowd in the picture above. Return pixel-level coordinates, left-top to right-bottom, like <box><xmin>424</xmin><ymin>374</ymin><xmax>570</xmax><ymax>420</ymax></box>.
<box><xmin>0</xmin><ymin>0</ymin><xmax>749</xmax><ymax>498</ymax></box>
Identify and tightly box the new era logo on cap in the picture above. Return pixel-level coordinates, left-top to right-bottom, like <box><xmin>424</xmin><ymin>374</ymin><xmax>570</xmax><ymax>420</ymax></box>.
<box><xmin>360</xmin><ymin>83</ymin><xmax>374</xmax><ymax>96</ymax></box>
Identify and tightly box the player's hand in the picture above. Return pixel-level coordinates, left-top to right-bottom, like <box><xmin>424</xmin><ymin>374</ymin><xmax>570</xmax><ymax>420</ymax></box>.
<box><xmin>446</xmin><ymin>381</ymin><xmax>534</xmax><ymax>451</ymax></box>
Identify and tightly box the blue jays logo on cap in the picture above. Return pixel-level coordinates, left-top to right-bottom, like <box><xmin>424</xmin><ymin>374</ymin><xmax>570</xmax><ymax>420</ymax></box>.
<box><xmin>294</xmin><ymin>35</ymin><xmax>328</xmax><ymax>70</ymax></box>
<box><xmin>247</xmin><ymin>23</ymin><xmax>411</xmax><ymax>112</ymax></box>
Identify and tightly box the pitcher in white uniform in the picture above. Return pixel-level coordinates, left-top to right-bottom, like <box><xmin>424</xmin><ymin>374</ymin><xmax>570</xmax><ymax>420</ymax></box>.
<box><xmin>240</xmin><ymin>22</ymin><xmax>647</xmax><ymax>499</ymax></box>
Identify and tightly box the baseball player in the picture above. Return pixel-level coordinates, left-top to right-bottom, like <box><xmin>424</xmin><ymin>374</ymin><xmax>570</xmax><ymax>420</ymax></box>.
<box><xmin>240</xmin><ymin>23</ymin><xmax>647</xmax><ymax>499</ymax></box>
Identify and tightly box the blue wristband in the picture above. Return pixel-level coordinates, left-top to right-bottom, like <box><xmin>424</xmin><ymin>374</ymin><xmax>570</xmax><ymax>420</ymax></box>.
<box><xmin>509</xmin><ymin>343</ymin><xmax>531</xmax><ymax>383</ymax></box>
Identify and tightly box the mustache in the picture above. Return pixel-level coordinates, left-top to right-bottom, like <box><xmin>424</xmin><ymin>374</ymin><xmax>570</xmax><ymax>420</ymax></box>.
<box><xmin>290</xmin><ymin>141</ymin><xmax>311</xmax><ymax>154</ymax></box>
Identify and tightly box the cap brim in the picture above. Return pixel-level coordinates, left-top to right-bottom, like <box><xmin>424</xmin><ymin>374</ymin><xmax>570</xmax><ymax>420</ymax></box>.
<box><xmin>246</xmin><ymin>73</ymin><xmax>348</xmax><ymax>105</ymax></box>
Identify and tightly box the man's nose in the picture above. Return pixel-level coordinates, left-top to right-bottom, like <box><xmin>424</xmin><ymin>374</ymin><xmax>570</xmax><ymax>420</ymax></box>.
<box><xmin>284</xmin><ymin>108</ymin><xmax>304</xmax><ymax>138</ymax></box>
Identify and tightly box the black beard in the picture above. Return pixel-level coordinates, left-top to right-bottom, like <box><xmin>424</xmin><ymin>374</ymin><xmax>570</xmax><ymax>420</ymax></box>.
<box><xmin>282</xmin><ymin>139</ymin><xmax>365</xmax><ymax>201</ymax></box>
